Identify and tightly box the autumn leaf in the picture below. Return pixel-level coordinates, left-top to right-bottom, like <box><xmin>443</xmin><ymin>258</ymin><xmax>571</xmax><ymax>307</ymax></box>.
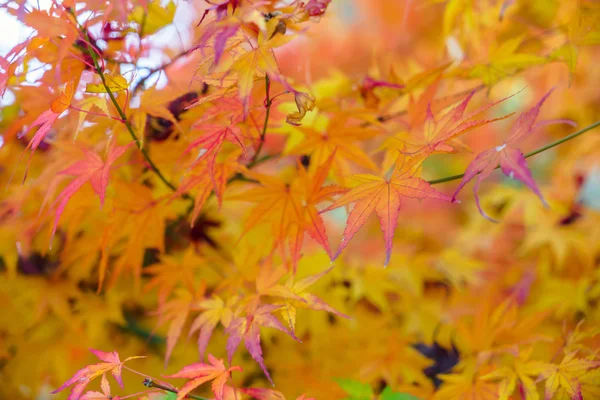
<box><xmin>466</xmin><ymin>36</ymin><xmax>547</xmax><ymax>86</ymax></box>
<box><xmin>80</xmin><ymin>374</ymin><xmax>112</xmax><ymax>400</ymax></box>
<box><xmin>481</xmin><ymin>348</ymin><xmax>548</xmax><ymax>400</ymax></box>
<box><xmin>230</xmin><ymin>33</ymin><xmax>293</xmax><ymax>111</ymax></box>
<box><xmin>399</xmin><ymin>89</ymin><xmax>514</xmax><ymax>157</ymax></box>
<box><xmin>86</xmin><ymin>73</ymin><xmax>129</xmax><ymax>93</ymax></box>
<box><xmin>51</xmin><ymin>349</ymin><xmax>143</xmax><ymax>400</ymax></box>
<box><xmin>188</xmin><ymin>296</ymin><xmax>234</xmax><ymax>361</ymax></box>
<box><xmin>165</xmin><ymin>354</ymin><xmax>242</xmax><ymax>400</ymax></box>
<box><xmin>452</xmin><ymin>89</ymin><xmax>574</xmax><ymax>221</ymax></box>
<box><xmin>131</xmin><ymin>0</ymin><xmax>176</xmax><ymax>35</ymax></box>
<box><xmin>230</xmin><ymin>152</ymin><xmax>343</xmax><ymax>268</ymax></box>
<box><xmin>154</xmin><ymin>288</ymin><xmax>196</xmax><ymax>367</ymax></box>
<box><xmin>539</xmin><ymin>352</ymin><xmax>600</xmax><ymax>400</ymax></box>
<box><xmin>287</xmin><ymin>113</ymin><xmax>380</xmax><ymax>174</ymax></box>
<box><xmin>226</xmin><ymin>304</ymin><xmax>298</xmax><ymax>385</ymax></box>
<box><xmin>321</xmin><ymin>154</ymin><xmax>454</xmax><ymax>265</ymax></box>
<box><xmin>263</xmin><ymin>266</ymin><xmax>349</xmax><ymax>332</ymax></box>
<box><xmin>48</xmin><ymin>142</ymin><xmax>132</xmax><ymax>243</ymax></box>
<box><xmin>241</xmin><ymin>387</ymin><xmax>315</xmax><ymax>400</ymax></box>
<box><xmin>75</xmin><ymin>96</ymin><xmax>111</xmax><ymax>139</ymax></box>
<box><xmin>20</xmin><ymin>81</ymin><xmax>75</xmax><ymax>162</ymax></box>
<box><xmin>286</xmin><ymin>90</ymin><xmax>316</xmax><ymax>126</ymax></box>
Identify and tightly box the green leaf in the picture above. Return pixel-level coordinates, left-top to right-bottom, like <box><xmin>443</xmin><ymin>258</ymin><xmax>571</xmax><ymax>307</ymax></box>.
<box><xmin>335</xmin><ymin>378</ymin><xmax>373</xmax><ymax>400</ymax></box>
<box><xmin>380</xmin><ymin>387</ymin><xmax>421</xmax><ymax>400</ymax></box>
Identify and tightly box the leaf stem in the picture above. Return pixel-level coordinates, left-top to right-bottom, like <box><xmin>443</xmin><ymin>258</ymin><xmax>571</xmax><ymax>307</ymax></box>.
<box><xmin>249</xmin><ymin>75</ymin><xmax>272</xmax><ymax>168</ymax></box>
<box><xmin>428</xmin><ymin>119</ymin><xmax>600</xmax><ymax>185</ymax></box>
<box><xmin>143</xmin><ymin>378</ymin><xmax>210</xmax><ymax>400</ymax></box>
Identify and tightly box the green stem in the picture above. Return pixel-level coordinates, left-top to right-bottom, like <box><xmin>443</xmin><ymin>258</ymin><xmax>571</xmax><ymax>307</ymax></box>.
<box><xmin>249</xmin><ymin>75</ymin><xmax>272</xmax><ymax>168</ymax></box>
<box><xmin>71</xmin><ymin>10</ymin><xmax>179</xmax><ymax>193</ymax></box>
<box><xmin>428</xmin><ymin>119</ymin><xmax>600</xmax><ymax>185</ymax></box>
<box><xmin>143</xmin><ymin>379</ymin><xmax>209</xmax><ymax>400</ymax></box>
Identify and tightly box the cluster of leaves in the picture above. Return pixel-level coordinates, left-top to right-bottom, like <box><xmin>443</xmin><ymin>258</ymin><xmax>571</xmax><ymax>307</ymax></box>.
<box><xmin>1</xmin><ymin>0</ymin><xmax>600</xmax><ymax>399</ymax></box>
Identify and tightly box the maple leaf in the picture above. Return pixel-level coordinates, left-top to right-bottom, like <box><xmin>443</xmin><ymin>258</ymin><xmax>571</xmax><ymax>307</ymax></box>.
<box><xmin>75</xmin><ymin>97</ymin><xmax>111</xmax><ymax>139</ymax></box>
<box><xmin>144</xmin><ymin>249</ymin><xmax>204</xmax><ymax>304</ymax></box>
<box><xmin>51</xmin><ymin>348</ymin><xmax>143</xmax><ymax>400</ymax></box>
<box><xmin>85</xmin><ymin>73</ymin><xmax>129</xmax><ymax>93</ymax></box>
<box><xmin>287</xmin><ymin>113</ymin><xmax>380</xmax><ymax>175</ymax></box>
<box><xmin>481</xmin><ymin>348</ymin><xmax>548</xmax><ymax>400</ymax></box>
<box><xmin>231</xmin><ymin>152</ymin><xmax>343</xmax><ymax>268</ymax></box>
<box><xmin>452</xmin><ymin>90</ymin><xmax>573</xmax><ymax>221</ymax></box>
<box><xmin>154</xmin><ymin>288</ymin><xmax>196</xmax><ymax>367</ymax></box>
<box><xmin>433</xmin><ymin>366</ymin><xmax>499</xmax><ymax>400</ymax></box>
<box><xmin>184</xmin><ymin>103</ymin><xmax>248</xmax><ymax>204</ymax></box>
<box><xmin>539</xmin><ymin>352</ymin><xmax>600</xmax><ymax>400</ymax></box>
<box><xmin>262</xmin><ymin>266</ymin><xmax>349</xmax><ymax>332</ymax></box>
<box><xmin>241</xmin><ymin>388</ymin><xmax>315</xmax><ymax>400</ymax></box>
<box><xmin>230</xmin><ymin>33</ymin><xmax>293</xmax><ymax>111</ymax></box>
<box><xmin>48</xmin><ymin>142</ymin><xmax>132</xmax><ymax>243</ymax></box>
<box><xmin>165</xmin><ymin>354</ymin><xmax>242</xmax><ymax>400</ymax></box>
<box><xmin>286</xmin><ymin>90</ymin><xmax>316</xmax><ymax>126</ymax></box>
<box><xmin>80</xmin><ymin>374</ymin><xmax>113</xmax><ymax>400</ymax></box>
<box><xmin>466</xmin><ymin>35</ymin><xmax>547</xmax><ymax>87</ymax></box>
<box><xmin>226</xmin><ymin>304</ymin><xmax>298</xmax><ymax>385</ymax></box>
<box><xmin>321</xmin><ymin>154</ymin><xmax>454</xmax><ymax>266</ymax></box>
<box><xmin>178</xmin><ymin>152</ymin><xmax>240</xmax><ymax>225</ymax></box>
<box><xmin>22</xmin><ymin>9</ymin><xmax>78</xmax><ymax>75</ymax></box>
<box><xmin>191</xmin><ymin>16</ymin><xmax>241</xmax><ymax>68</ymax></box>
<box><xmin>130</xmin><ymin>0</ymin><xmax>176</xmax><ymax>35</ymax></box>
<box><xmin>188</xmin><ymin>296</ymin><xmax>234</xmax><ymax>360</ymax></box>
<box><xmin>19</xmin><ymin>81</ymin><xmax>75</xmax><ymax>163</ymax></box>
<box><xmin>399</xmin><ymin>89</ymin><xmax>513</xmax><ymax>157</ymax></box>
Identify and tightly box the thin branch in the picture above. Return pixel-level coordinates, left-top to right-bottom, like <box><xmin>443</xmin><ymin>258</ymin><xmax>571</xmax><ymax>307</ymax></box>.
<box><xmin>427</xmin><ymin>120</ymin><xmax>600</xmax><ymax>185</ymax></box>
<box><xmin>70</xmin><ymin>11</ymin><xmax>179</xmax><ymax>193</ymax></box>
<box><xmin>143</xmin><ymin>378</ymin><xmax>210</xmax><ymax>400</ymax></box>
<box><xmin>131</xmin><ymin>50</ymin><xmax>191</xmax><ymax>94</ymax></box>
<box><xmin>248</xmin><ymin>75</ymin><xmax>272</xmax><ymax>168</ymax></box>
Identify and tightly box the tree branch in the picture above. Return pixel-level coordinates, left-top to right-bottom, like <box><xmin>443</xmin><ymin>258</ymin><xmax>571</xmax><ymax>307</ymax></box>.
<box><xmin>427</xmin><ymin>120</ymin><xmax>600</xmax><ymax>185</ymax></box>
<box><xmin>131</xmin><ymin>50</ymin><xmax>191</xmax><ymax>94</ymax></box>
<box><xmin>248</xmin><ymin>75</ymin><xmax>272</xmax><ymax>168</ymax></box>
<box><xmin>143</xmin><ymin>378</ymin><xmax>210</xmax><ymax>400</ymax></box>
<box><xmin>70</xmin><ymin>10</ymin><xmax>180</xmax><ymax>193</ymax></box>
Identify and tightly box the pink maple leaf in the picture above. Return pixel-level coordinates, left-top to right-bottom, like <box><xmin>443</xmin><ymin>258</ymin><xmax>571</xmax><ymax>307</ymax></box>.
<box><xmin>51</xmin><ymin>349</ymin><xmax>143</xmax><ymax>400</ymax></box>
<box><xmin>49</xmin><ymin>143</ymin><xmax>132</xmax><ymax>242</ymax></box>
<box><xmin>452</xmin><ymin>89</ymin><xmax>575</xmax><ymax>221</ymax></box>
<box><xmin>226</xmin><ymin>304</ymin><xmax>299</xmax><ymax>385</ymax></box>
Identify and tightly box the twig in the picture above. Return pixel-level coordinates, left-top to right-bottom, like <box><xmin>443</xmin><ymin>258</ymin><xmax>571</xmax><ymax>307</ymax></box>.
<box><xmin>131</xmin><ymin>50</ymin><xmax>191</xmax><ymax>94</ymax></box>
<box><xmin>70</xmin><ymin>10</ymin><xmax>179</xmax><ymax>193</ymax></box>
<box><xmin>248</xmin><ymin>75</ymin><xmax>272</xmax><ymax>168</ymax></box>
<box><xmin>143</xmin><ymin>378</ymin><xmax>210</xmax><ymax>400</ymax></box>
<box><xmin>427</xmin><ymin>119</ymin><xmax>600</xmax><ymax>185</ymax></box>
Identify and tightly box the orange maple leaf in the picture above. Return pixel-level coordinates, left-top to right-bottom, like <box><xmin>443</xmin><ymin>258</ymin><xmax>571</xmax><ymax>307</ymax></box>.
<box><xmin>321</xmin><ymin>154</ymin><xmax>454</xmax><ymax>265</ymax></box>
<box><xmin>231</xmin><ymin>153</ymin><xmax>343</xmax><ymax>268</ymax></box>
<box><xmin>165</xmin><ymin>354</ymin><xmax>242</xmax><ymax>400</ymax></box>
